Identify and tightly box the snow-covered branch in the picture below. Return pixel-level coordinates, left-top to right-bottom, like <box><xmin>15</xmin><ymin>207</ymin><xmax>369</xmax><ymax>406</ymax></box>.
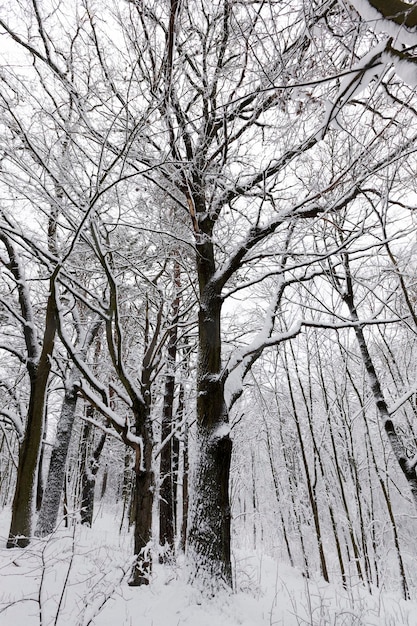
<box><xmin>224</xmin><ymin>320</ymin><xmax>302</xmax><ymax>411</ymax></box>
<box><xmin>0</xmin><ymin>408</ymin><xmax>24</xmax><ymax>439</ymax></box>
<box><xmin>77</xmin><ymin>380</ymin><xmax>141</xmax><ymax>449</ymax></box>
<box><xmin>349</xmin><ymin>0</ymin><xmax>417</xmax><ymax>44</ymax></box>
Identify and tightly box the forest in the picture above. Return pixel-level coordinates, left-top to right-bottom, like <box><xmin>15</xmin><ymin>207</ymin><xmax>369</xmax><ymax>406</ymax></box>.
<box><xmin>1</xmin><ymin>0</ymin><xmax>417</xmax><ymax>624</ymax></box>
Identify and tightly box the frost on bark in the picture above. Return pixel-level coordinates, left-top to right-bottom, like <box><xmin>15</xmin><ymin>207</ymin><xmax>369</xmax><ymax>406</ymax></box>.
<box><xmin>187</xmin><ymin>424</ymin><xmax>232</xmax><ymax>589</ymax></box>
<box><xmin>159</xmin><ymin>374</ymin><xmax>176</xmax><ymax>557</ymax></box>
<box><xmin>35</xmin><ymin>385</ymin><xmax>78</xmax><ymax>537</ymax></box>
<box><xmin>36</xmin><ymin>319</ymin><xmax>101</xmax><ymax>537</ymax></box>
<box><xmin>7</xmin><ymin>342</ymin><xmax>56</xmax><ymax>545</ymax></box>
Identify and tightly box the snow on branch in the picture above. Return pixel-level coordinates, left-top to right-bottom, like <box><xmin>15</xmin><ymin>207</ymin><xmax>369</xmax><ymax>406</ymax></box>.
<box><xmin>0</xmin><ymin>422</ymin><xmax>18</xmax><ymax>468</ymax></box>
<box><xmin>384</xmin><ymin>40</ymin><xmax>417</xmax><ymax>85</ymax></box>
<box><xmin>0</xmin><ymin>408</ymin><xmax>24</xmax><ymax>439</ymax></box>
<box><xmin>322</xmin><ymin>1</ymin><xmax>417</xmax><ymax>132</ymax></box>
<box><xmin>322</xmin><ymin>39</ymin><xmax>388</xmax><ymax>134</ymax></box>
<box><xmin>388</xmin><ymin>384</ymin><xmax>417</xmax><ymax>415</ymax></box>
<box><xmin>302</xmin><ymin>315</ymin><xmax>406</xmax><ymax>330</ymax></box>
<box><xmin>349</xmin><ymin>0</ymin><xmax>417</xmax><ymax>45</ymax></box>
<box><xmin>0</xmin><ymin>342</ymin><xmax>26</xmax><ymax>364</ymax></box>
<box><xmin>55</xmin><ymin>298</ymin><xmax>134</xmax><ymax>411</ymax></box>
<box><xmin>77</xmin><ymin>380</ymin><xmax>142</xmax><ymax>450</ymax></box>
<box><xmin>224</xmin><ymin>320</ymin><xmax>302</xmax><ymax>410</ymax></box>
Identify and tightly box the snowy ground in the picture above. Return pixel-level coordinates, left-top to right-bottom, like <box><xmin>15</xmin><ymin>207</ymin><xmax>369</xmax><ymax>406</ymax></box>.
<box><xmin>1</xmin><ymin>508</ymin><xmax>417</xmax><ymax>626</ymax></box>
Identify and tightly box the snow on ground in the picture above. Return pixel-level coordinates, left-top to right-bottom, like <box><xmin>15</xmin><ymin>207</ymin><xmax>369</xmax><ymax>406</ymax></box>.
<box><xmin>1</xmin><ymin>507</ymin><xmax>417</xmax><ymax>626</ymax></box>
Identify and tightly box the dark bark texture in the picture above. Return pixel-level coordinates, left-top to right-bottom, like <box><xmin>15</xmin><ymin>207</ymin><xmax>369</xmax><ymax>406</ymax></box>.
<box><xmin>187</xmin><ymin>425</ymin><xmax>232</xmax><ymax>588</ymax></box>
<box><xmin>128</xmin><ymin>419</ymin><xmax>154</xmax><ymax>586</ymax></box>
<box><xmin>186</xmin><ymin>256</ymin><xmax>233</xmax><ymax>588</ymax></box>
<box><xmin>7</xmin><ymin>286</ymin><xmax>56</xmax><ymax>548</ymax></box>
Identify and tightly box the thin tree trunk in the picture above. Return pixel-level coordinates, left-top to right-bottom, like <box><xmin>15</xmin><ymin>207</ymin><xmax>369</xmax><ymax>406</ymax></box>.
<box><xmin>265</xmin><ymin>427</ymin><xmax>294</xmax><ymax>567</ymax></box>
<box><xmin>100</xmin><ymin>464</ymin><xmax>108</xmax><ymax>500</ymax></box>
<box><xmin>362</xmin><ymin>395</ymin><xmax>410</xmax><ymax>599</ymax></box>
<box><xmin>339</xmin><ymin>260</ymin><xmax>412</xmax><ymax>598</ymax></box>
<box><xmin>0</xmin><ymin>429</ymin><xmax>17</xmax><ymax>507</ymax></box>
<box><xmin>36</xmin><ymin>319</ymin><xmax>101</xmax><ymax>537</ymax></box>
<box><xmin>179</xmin><ymin>407</ymin><xmax>189</xmax><ymax>553</ymax></box>
<box><xmin>36</xmin><ymin>442</ymin><xmax>45</xmax><ymax>512</ymax></box>
<box><xmin>80</xmin><ymin>420</ymin><xmax>107</xmax><ymax>527</ymax></box>
<box><xmin>159</xmin><ymin>259</ymin><xmax>181</xmax><ymax>557</ymax></box>
<box><xmin>119</xmin><ymin>449</ymin><xmax>134</xmax><ymax>533</ymax></box>
<box><xmin>251</xmin><ymin>450</ymin><xmax>257</xmax><ymax>550</ymax></box>
<box><xmin>344</xmin><ymin>356</ymin><xmax>382</xmax><ymax>588</ymax></box>
<box><xmin>283</xmin><ymin>348</ymin><xmax>329</xmax><ymax>582</ymax></box>
<box><xmin>180</xmin><ymin>447</ymin><xmax>189</xmax><ymax>553</ymax></box>
<box><xmin>342</xmin><ymin>260</ymin><xmax>417</xmax><ymax>506</ymax></box>
<box><xmin>314</xmin><ymin>345</ymin><xmax>363</xmax><ymax>586</ymax></box>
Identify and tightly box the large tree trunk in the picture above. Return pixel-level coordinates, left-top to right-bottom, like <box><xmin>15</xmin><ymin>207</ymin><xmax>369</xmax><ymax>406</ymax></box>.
<box><xmin>7</xmin><ymin>376</ymin><xmax>43</xmax><ymax>547</ymax></box>
<box><xmin>128</xmin><ymin>419</ymin><xmax>154</xmax><ymax>586</ymax></box>
<box><xmin>7</xmin><ymin>289</ymin><xmax>56</xmax><ymax>548</ymax></box>
<box><xmin>186</xmin><ymin>245</ymin><xmax>233</xmax><ymax>588</ymax></box>
<box><xmin>187</xmin><ymin>422</ymin><xmax>232</xmax><ymax>588</ymax></box>
<box><xmin>35</xmin><ymin>385</ymin><xmax>78</xmax><ymax>537</ymax></box>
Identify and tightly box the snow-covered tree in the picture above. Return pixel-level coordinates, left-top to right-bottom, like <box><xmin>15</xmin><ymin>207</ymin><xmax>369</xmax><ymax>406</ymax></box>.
<box><xmin>1</xmin><ymin>0</ymin><xmax>417</xmax><ymax>594</ymax></box>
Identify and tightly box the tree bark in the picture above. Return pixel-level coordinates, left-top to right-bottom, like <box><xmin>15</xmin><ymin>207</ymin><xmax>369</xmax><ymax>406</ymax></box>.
<box><xmin>7</xmin><ymin>284</ymin><xmax>56</xmax><ymax>548</ymax></box>
<box><xmin>128</xmin><ymin>418</ymin><xmax>154</xmax><ymax>586</ymax></box>
<box><xmin>176</xmin><ymin>381</ymin><xmax>188</xmax><ymax>552</ymax></box>
<box><xmin>159</xmin><ymin>379</ymin><xmax>176</xmax><ymax>556</ymax></box>
<box><xmin>159</xmin><ymin>259</ymin><xmax>181</xmax><ymax>557</ymax></box>
<box><xmin>187</xmin><ymin>423</ymin><xmax>232</xmax><ymax>589</ymax></box>
<box><xmin>35</xmin><ymin>385</ymin><xmax>78</xmax><ymax>537</ymax></box>
<box><xmin>187</xmin><ymin>256</ymin><xmax>233</xmax><ymax>588</ymax></box>
<box><xmin>80</xmin><ymin>420</ymin><xmax>107</xmax><ymax>527</ymax></box>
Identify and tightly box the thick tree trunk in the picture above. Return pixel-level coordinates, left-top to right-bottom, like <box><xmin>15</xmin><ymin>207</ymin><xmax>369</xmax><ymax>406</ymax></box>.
<box><xmin>35</xmin><ymin>385</ymin><xmax>78</xmax><ymax>537</ymax></box>
<box><xmin>7</xmin><ymin>289</ymin><xmax>56</xmax><ymax>548</ymax></box>
<box><xmin>7</xmin><ymin>376</ymin><xmax>42</xmax><ymax>547</ymax></box>
<box><xmin>187</xmin><ymin>423</ymin><xmax>232</xmax><ymax>588</ymax></box>
<box><xmin>128</xmin><ymin>420</ymin><xmax>154</xmax><ymax>586</ymax></box>
<box><xmin>186</xmin><ymin>257</ymin><xmax>233</xmax><ymax>588</ymax></box>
